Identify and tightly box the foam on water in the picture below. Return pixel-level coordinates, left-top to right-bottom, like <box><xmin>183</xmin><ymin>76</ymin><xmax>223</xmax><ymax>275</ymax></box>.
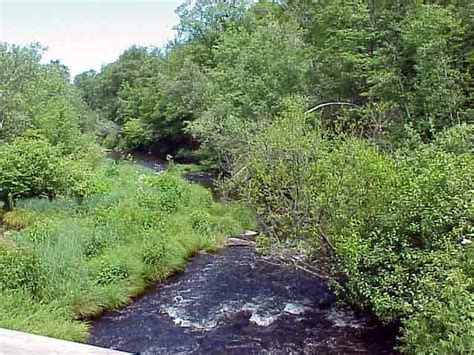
<box><xmin>90</xmin><ymin>246</ymin><xmax>397</xmax><ymax>354</ymax></box>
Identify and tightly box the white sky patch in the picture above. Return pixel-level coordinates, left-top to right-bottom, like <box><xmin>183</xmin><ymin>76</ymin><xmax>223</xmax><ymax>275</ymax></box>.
<box><xmin>0</xmin><ymin>0</ymin><xmax>182</xmax><ymax>77</ymax></box>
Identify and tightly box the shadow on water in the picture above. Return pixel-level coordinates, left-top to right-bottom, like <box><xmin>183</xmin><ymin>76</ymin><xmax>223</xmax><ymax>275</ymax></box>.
<box><xmin>94</xmin><ymin>151</ymin><xmax>398</xmax><ymax>354</ymax></box>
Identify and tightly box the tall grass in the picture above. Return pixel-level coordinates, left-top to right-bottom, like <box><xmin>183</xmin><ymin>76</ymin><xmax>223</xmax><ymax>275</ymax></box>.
<box><xmin>0</xmin><ymin>161</ymin><xmax>254</xmax><ymax>341</ymax></box>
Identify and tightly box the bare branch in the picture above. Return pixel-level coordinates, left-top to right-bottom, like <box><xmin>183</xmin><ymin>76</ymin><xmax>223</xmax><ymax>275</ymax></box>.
<box><xmin>305</xmin><ymin>102</ymin><xmax>359</xmax><ymax>115</ymax></box>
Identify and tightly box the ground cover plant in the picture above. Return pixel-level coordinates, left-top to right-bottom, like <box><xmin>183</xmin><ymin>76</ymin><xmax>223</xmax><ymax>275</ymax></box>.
<box><xmin>0</xmin><ymin>161</ymin><xmax>254</xmax><ymax>341</ymax></box>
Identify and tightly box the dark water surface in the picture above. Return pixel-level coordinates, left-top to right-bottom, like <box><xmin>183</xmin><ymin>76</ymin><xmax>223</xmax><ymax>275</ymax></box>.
<box><xmin>89</xmin><ymin>246</ymin><xmax>396</xmax><ymax>354</ymax></box>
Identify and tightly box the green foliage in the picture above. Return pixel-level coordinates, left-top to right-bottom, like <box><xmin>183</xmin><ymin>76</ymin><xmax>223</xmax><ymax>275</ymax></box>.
<box><xmin>0</xmin><ymin>138</ymin><xmax>64</xmax><ymax>207</ymax></box>
<box><xmin>77</xmin><ymin>0</ymin><xmax>472</xmax><ymax>167</ymax></box>
<box><xmin>0</xmin><ymin>242</ymin><xmax>43</xmax><ymax>296</ymax></box>
<box><xmin>433</xmin><ymin>123</ymin><xmax>473</xmax><ymax>154</ymax></box>
<box><xmin>4</xmin><ymin>0</ymin><xmax>472</xmax><ymax>351</ymax></box>
<box><xmin>95</xmin><ymin>258</ymin><xmax>129</xmax><ymax>285</ymax></box>
<box><xmin>122</xmin><ymin>118</ymin><xmax>153</xmax><ymax>148</ymax></box>
<box><xmin>84</xmin><ymin>235</ymin><xmax>109</xmax><ymax>259</ymax></box>
<box><xmin>0</xmin><ymin>137</ymin><xmax>105</xmax><ymax>208</ymax></box>
<box><xmin>401</xmin><ymin>269</ymin><xmax>474</xmax><ymax>354</ymax></box>
<box><xmin>190</xmin><ymin>210</ymin><xmax>213</xmax><ymax>234</ymax></box>
<box><xmin>187</xmin><ymin>9</ymin><xmax>309</xmax><ymax>167</ymax></box>
<box><xmin>0</xmin><ymin>43</ymin><xmax>96</xmax><ymax>144</ymax></box>
<box><xmin>0</xmin><ymin>43</ymin><xmax>102</xmax><ymax>208</ymax></box>
<box><xmin>140</xmin><ymin>172</ymin><xmax>190</xmax><ymax>213</ymax></box>
<box><xmin>233</xmin><ymin>102</ymin><xmax>473</xmax><ymax>352</ymax></box>
<box><xmin>141</xmin><ymin>239</ymin><xmax>166</xmax><ymax>267</ymax></box>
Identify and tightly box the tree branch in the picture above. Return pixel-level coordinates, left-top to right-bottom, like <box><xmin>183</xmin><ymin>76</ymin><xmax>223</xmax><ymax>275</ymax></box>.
<box><xmin>305</xmin><ymin>102</ymin><xmax>359</xmax><ymax>115</ymax></box>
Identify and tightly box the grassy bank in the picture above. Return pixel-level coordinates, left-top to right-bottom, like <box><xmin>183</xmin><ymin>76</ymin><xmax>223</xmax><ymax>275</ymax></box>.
<box><xmin>0</xmin><ymin>161</ymin><xmax>254</xmax><ymax>341</ymax></box>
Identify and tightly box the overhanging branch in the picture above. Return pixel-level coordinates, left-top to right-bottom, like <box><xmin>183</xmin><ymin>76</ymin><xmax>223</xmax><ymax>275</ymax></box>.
<box><xmin>305</xmin><ymin>102</ymin><xmax>359</xmax><ymax>115</ymax></box>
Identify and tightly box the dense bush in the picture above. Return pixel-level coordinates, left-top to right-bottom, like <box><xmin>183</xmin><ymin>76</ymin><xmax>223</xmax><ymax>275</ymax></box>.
<box><xmin>95</xmin><ymin>258</ymin><xmax>129</xmax><ymax>285</ymax></box>
<box><xmin>1</xmin><ymin>43</ymin><xmax>96</xmax><ymax>144</ymax></box>
<box><xmin>0</xmin><ymin>138</ymin><xmax>64</xmax><ymax>208</ymax></box>
<box><xmin>0</xmin><ymin>44</ymin><xmax>103</xmax><ymax>208</ymax></box>
<box><xmin>433</xmin><ymin>123</ymin><xmax>474</xmax><ymax>154</ymax></box>
<box><xmin>233</xmin><ymin>103</ymin><xmax>473</xmax><ymax>352</ymax></box>
<box><xmin>141</xmin><ymin>173</ymin><xmax>190</xmax><ymax>212</ymax></box>
<box><xmin>0</xmin><ymin>137</ymin><xmax>104</xmax><ymax>208</ymax></box>
<box><xmin>190</xmin><ymin>210</ymin><xmax>213</xmax><ymax>234</ymax></box>
<box><xmin>0</xmin><ymin>241</ymin><xmax>43</xmax><ymax>296</ymax></box>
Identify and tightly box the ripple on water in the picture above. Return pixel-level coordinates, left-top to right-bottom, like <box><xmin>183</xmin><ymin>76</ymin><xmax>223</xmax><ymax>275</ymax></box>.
<box><xmin>89</xmin><ymin>246</ymin><xmax>397</xmax><ymax>354</ymax></box>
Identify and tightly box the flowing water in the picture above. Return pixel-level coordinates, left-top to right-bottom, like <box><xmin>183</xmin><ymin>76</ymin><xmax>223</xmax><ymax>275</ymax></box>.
<box><xmin>89</xmin><ymin>246</ymin><xmax>396</xmax><ymax>354</ymax></box>
<box><xmin>91</xmin><ymin>152</ymin><xmax>397</xmax><ymax>354</ymax></box>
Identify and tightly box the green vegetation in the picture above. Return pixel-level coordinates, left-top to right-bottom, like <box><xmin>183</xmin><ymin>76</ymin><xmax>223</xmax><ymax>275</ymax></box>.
<box><xmin>0</xmin><ymin>37</ymin><xmax>253</xmax><ymax>343</ymax></box>
<box><xmin>231</xmin><ymin>103</ymin><xmax>473</xmax><ymax>353</ymax></box>
<box><xmin>73</xmin><ymin>0</ymin><xmax>472</xmax><ymax>352</ymax></box>
<box><xmin>0</xmin><ymin>43</ymin><xmax>101</xmax><ymax>209</ymax></box>
<box><xmin>2</xmin><ymin>0</ymin><xmax>473</xmax><ymax>352</ymax></box>
<box><xmin>0</xmin><ymin>162</ymin><xmax>253</xmax><ymax>341</ymax></box>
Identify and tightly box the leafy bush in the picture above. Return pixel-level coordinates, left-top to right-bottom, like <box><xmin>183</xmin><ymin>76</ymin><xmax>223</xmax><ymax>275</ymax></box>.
<box><xmin>0</xmin><ymin>242</ymin><xmax>43</xmax><ymax>295</ymax></box>
<box><xmin>95</xmin><ymin>258</ymin><xmax>129</xmax><ymax>285</ymax></box>
<box><xmin>84</xmin><ymin>235</ymin><xmax>109</xmax><ymax>258</ymax></box>
<box><xmin>0</xmin><ymin>43</ymin><xmax>95</xmax><ymax>145</ymax></box>
<box><xmin>433</xmin><ymin>123</ymin><xmax>473</xmax><ymax>154</ymax></box>
<box><xmin>123</xmin><ymin>118</ymin><xmax>153</xmax><ymax>148</ymax></box>
<box><xmin>0</xmin><ymin>138</ymin><xmax>64</xmax><ymax>208</ymax></box>
<box><xmin>401</xmin><ymin>270</ymin><xmax>474</xmax><ymax>354</ymax></box>
<box><xmin>234</xmin><ymin>104</ymin><xmax>473</xmax><ymax>352</ymax></box>
<box><xmin>190</xmin><ymin>210</ymin><xmax>212</xmax><ymax>234</ymax></box>
<box><xmin>140</xmin><ymin>172</ymin><xmax>190</xmax><ymax>213</ymax></box>
<box><xmin>0</xmin><ymin>137</ymin><xmax>104</xmax><ymax>208</ymax></box>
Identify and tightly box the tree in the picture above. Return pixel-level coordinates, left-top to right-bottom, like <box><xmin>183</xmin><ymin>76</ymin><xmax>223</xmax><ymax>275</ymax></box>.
<box><xmin>0</xmin><ymin>138</ymin><xmax>64</xmax><ymax>209</ymax></box>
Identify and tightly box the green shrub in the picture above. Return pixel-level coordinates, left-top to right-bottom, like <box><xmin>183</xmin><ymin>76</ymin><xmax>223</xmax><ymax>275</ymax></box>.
<box><xmin>95</xmin><ymin>258</ymin><xmax>129</xmax><ymax>285</ymax></box>
<box><xmin>0</xmin><ymin>137</ymin><xmax>104</xmax><ymax>208</ymax></box>
<box><xmin>84</xmin><ymin>235</ymin><xmax>109</xmax><ymax>258</ymax></box>
<box><xmin>140</xmin><ymin>172</ymin><xmax>189</xmax><ymax>213</ymax></box>
<box><xmin>0</xmin><ymin>138</ymin><xmax>63</xmax><ymax>208</ymax></box>
<box><xmin>401</xmin><ymin>269</ymin><xmax>474</xmax><ymax>354</ymax></box>
<box><xmin>141</xmin><ymin>240</ymin><xmax>166</xmax><ymax>267</ymax></box>
<box><xmin>0</xmin><ymin>242</ymin><xmax>43</xmax><ymax>295</ymax></box>
<box><xmin>234</xmin><ymin>106</ymin><xmax>473</xmax><ymax>352</ymax></box>
<box><xmin>102</xmin><ymin>133</ymin><xmax>119</xmax><ymax>149</ymax></box>
<box><xmin>190</xmin><ymin>210</ymin><xmax>212</xmax><ymax>234</ymax></box>
<box><xmin>433</xmin><ymin>123</ymin><xmax>473</xmax><ymax>154</ymax></box>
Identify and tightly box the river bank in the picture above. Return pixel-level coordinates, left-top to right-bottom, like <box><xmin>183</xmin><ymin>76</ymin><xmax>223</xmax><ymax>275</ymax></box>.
<box><xmin>0</xmin><ymin>160</ymin><xmax>253</xmax><ymax>341</ymax></box>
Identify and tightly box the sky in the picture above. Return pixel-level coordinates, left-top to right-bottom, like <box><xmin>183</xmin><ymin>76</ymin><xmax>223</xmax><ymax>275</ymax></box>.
<box><xmin>0</xmin><ymin>0</ymin><xmax>183</xmax><ymax>77</ymax></box>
